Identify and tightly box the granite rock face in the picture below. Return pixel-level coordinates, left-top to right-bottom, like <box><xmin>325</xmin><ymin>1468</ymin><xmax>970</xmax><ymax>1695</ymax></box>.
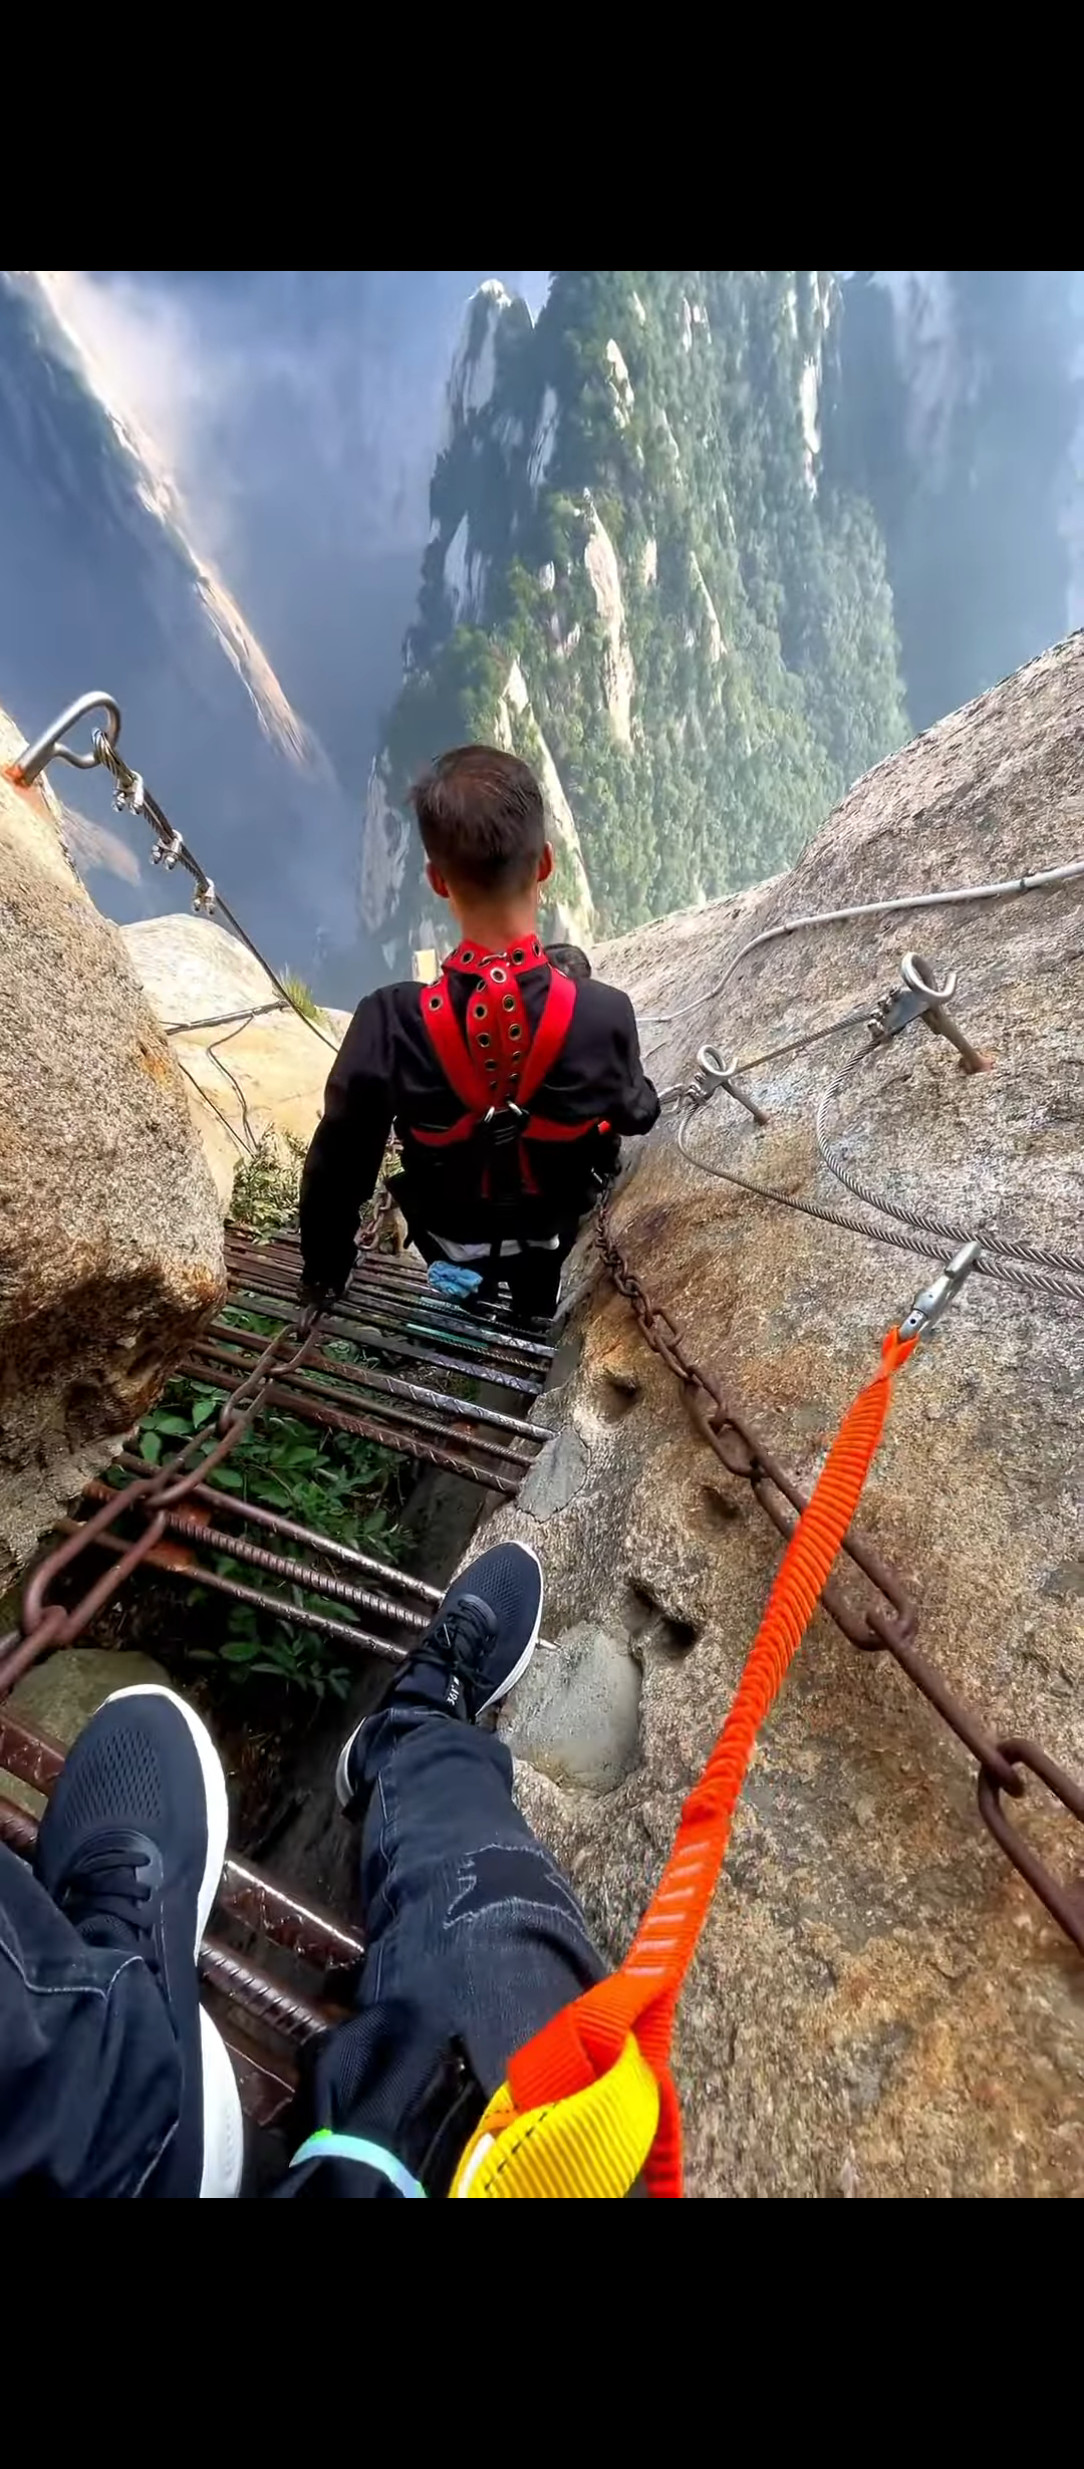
<box><xmin>0</xmin><ymin>711</ymin><xmax>225</xmax><ymax>1579</ymax></box>
<box><xmin>491</xmin><ymin>634</ymin><xmax>1084</xmax><ymax>2196</ymax></box>
<box><xmin>122</xmin><ymin>915</ymin><xmax>348</xmax><ymax>1209</ymax></box>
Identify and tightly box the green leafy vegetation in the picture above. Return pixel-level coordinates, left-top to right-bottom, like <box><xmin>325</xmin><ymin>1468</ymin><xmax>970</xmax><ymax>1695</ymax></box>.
<box><xmin>370</xmin><ymin>271</ymin><xmax>912</xmax><ymax>951</ymax></box>
<box><xmin>279</xmin><ymin>967</ymin><xmax>329</xmax><ymax>1027</ymax></box>
<box><xmin>230</xmin><ymin>1128</ymin><xmax>308</xmax><ymax>1238</ymax></box>
<box><xmin>229</xmin><ymin>1128</ymin><xmax>400</xmax><ymax>1249</ymax></box>
<box><xmin>138</xmin><ymin>1324</ymin><xmax>406</xmax><ymax>1701</ymax></box>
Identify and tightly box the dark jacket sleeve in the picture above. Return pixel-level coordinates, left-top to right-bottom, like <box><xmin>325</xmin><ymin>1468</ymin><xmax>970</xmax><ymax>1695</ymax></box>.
<box><xmin>602</xmin><ymin>990</ymin><xmax>661</xmax><ymax>1138</ymax></box>
<box><xmin>298</xmin><ymin>994</ymin><xmax>396</xmax><ymax>1291</ymax></box>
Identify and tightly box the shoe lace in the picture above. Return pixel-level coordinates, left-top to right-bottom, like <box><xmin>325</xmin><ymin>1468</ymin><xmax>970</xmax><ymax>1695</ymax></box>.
<box><xmin>415</xmin><ymin>1596</ymin><xmax>496</xmax><ymax>1687</ymax></box>
<box><xmin>56</xmin><ymin>1835</ymin><xmax>157</xmax><ymax>1960</ymax></box>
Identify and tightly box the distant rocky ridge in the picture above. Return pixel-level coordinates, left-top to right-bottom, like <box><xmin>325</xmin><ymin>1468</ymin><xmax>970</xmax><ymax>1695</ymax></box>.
<box><xmin>0</xmin><ymin>274</ymin><xmax>357</xmax><ymax>973</ymax></box>
<box><xmin>835</xmin><ymin>271</ymin><xmax>1084</xmax><ymax>728</ymax></box>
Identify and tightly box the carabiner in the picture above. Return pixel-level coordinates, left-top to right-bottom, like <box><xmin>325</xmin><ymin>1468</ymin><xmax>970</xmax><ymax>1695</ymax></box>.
<box><xmin>898</xmin><ymin>1240</ymin><xmax>981</xmax><ymax>1343</ymax></box>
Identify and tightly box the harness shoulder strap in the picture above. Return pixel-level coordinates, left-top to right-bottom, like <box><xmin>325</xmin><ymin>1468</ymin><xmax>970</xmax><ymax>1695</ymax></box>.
<box><xmin>517</xmin><ymin>969</ymin><xmax>577</xmax><ymax>1110</ymax></box>
<box><xmin>418</xmin><ymin>982</ymin><xmax>490</xmax><ymax>1115</ymax></box>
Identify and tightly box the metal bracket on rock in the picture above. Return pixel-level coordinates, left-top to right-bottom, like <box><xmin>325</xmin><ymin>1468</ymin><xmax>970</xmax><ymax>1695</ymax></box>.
<box><xmin>7</xmin><ymin>691</ymin><xmax>122</xmax><ymax>787</ymax></box>
<box><xmin>869</xmin><ymin>952</ymin><xmax>992</xmax><ymax>1074</ymax></box>
<box><xmin>657</xmin><ymin>1046</ymin><xmax>769</xmax><ymax>1126</ymax></box>
<box><xmin>660</xmin><ymin>947</ymin><xmax>992</xmax><ymax>1133</ymax></box>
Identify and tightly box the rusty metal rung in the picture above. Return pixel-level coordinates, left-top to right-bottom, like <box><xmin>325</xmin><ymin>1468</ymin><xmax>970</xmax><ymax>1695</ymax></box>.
<box><xmin>225</xmin><ymin>1227</ymin><xmax>555</xmax><ymax>1368</ymax></box>
<box><xmin>57</xmin><ymin>1513</ymin><xmax>414</xmax><ymax>1663</ymax></box>
<box><xmin>184</xmin><ymin>1320</ymin><xmax>550</xmax><ymax>1444</ymax></box>
<box><xmin>0</xmin><ymin>1220</ymin><xmax>561</xmax><ymax>2129</ymax></box>
<box><xmin>112</xmin><ymin>1455</ymin><xmax>445</xmax><ymax>1606</ymax></box>
<box><xmin>83</xmin><ymin>1474</ymin><xmax>428</xmax><ymax>1645</ymax></box>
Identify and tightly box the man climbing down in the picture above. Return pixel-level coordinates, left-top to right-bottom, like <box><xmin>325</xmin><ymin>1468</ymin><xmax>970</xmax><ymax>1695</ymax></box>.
<box><xmin>299</xmin><ymin>746</ymin><xmax>659</xmax><ymax>1324</ymax></box>
<box><xmin>545</xmin><ymin>942</ymin><xmax>593</xmax><ymax>982</ymax></box>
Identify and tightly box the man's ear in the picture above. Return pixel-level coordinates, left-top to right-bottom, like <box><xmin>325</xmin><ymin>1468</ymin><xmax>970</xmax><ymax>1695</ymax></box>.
<box><xmin>538</xmin><ymin>842</ymin><xmax>555</xmax><ymax>886</ymax></box>
<box><xmin>426</xmin><ymin>859</ymin><xmax>451</xmax><ymax>902</ymax></box>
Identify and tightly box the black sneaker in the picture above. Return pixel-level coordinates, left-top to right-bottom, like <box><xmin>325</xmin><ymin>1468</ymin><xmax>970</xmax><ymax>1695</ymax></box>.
<box><xmin>336</xmin><ymin>1540</ymin><xmax>543</xmax><ymax>1815</ymax></box>
<box><xmin>34</xmin><ymin>1684</ymin><xmax>243</xmax><ymax>2198</ymax></box>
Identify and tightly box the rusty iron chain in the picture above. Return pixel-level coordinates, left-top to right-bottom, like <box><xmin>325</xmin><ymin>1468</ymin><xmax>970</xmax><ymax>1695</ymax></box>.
<box><xmin>594</xmin><ymin>1188</ymin><xmax>1084</xmax><ymax>1957</ymax></box>
<box><xmin>0</xmin><ymin>1230</ymin><xmax>556</xmax><ymax>1704</ymax></box>
<box><xmin>0</xmin><ymin>1318</ymin><xmax>323</xmax><ymax>1697</ymax></box>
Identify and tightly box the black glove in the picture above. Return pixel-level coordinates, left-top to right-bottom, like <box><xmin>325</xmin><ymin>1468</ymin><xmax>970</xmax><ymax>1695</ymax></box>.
<box><xmin>296</xmin><ymin>1275</ymin><xmax>347</xmax><ymax>1325</ymax></box>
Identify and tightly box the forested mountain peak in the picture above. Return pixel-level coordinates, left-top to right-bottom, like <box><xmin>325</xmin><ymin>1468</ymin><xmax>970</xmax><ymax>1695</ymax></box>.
<box><xmin>360</xmin><ymin>270</ymin><xmax>910</xmax><ymax>965</ymax></box>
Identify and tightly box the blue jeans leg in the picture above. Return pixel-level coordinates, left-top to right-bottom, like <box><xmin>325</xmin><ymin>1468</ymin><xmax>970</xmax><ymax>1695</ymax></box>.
<box><xmin>282</xmin><ymin>1706</ymin><xmax>605</xmax><ymax>2194</ymax></box>
<box><xmin>356</xmin><ymin>1703</ymin><xmax>604</xmax><ymax>2091</ymax></box>
<box><xmin>0</xmin><ymin>1841</ymin><xmax>182</xmax><ymax>2196</ymax></box>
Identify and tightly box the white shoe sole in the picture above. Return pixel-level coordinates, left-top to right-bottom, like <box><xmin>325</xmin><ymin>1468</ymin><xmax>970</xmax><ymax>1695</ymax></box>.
<box><xmin>335</xmin><ymin>1723</ymin><xmax>365</xmax><ymax>1813</ymax></box>
<box><xmin>103</xmin><ymin>1685</ymin><xmax>241</xmax><ymax>2197</ymax></box>
<box><xmin>198</xmin><ymin>2008</ymin><xmax>245</xmax><ymax>2198</ymax></box>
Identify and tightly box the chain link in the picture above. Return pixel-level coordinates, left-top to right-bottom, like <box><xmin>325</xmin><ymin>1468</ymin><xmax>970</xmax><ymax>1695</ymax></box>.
<box><xmin>595</xmin><ymin>1188</ymin><xmax>1084</xmax><ymax>1956</ymax></box>
<box><xmin>0</xmin><ymin>1319</ymin><xmax>322</xmax><ymax>1695</ymax></box>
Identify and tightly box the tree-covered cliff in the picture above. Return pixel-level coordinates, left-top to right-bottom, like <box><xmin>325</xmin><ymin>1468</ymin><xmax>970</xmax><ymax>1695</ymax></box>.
<box><xmin>361</xmin><ymin>271</ymin><xmax>910</xmax><ymax>961</ymax></box>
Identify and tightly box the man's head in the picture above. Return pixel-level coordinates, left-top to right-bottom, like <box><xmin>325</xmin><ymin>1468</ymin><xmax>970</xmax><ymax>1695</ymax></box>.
<box><xmin>411</xmin><ymin>745</ymin><xmax>554</xmax><ymax>922</ymax></box>
<box><xmin>545</xmin><ymin>943</ymin><xmax>593</xmax><ymax>982</ymax></box>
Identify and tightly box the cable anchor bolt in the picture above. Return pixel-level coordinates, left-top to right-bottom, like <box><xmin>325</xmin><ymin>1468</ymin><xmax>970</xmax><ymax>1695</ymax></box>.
<box><xmin>693</xmin><ymin>1044</ymin><xmax>770</xmax><ymax>1125</ymax></box>
<box><xmin>7</xmin><ymin>691</ymin><xmax>121</xmax><ymax>787</ymax></box>
<box><xmin>870</xmin><ymin>954</ymin><xmax>992</xmax><ymax>1073</ymax></box>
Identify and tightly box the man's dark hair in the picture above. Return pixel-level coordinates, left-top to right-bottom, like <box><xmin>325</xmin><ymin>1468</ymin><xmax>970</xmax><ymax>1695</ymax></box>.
<box><xmin>410</xmin><ymin>745</ymin><xmax>546</xmax><ymax>894</ymax></box>
<box><xmin>545</xmin><ymin>943</ymin><xmax>593</xmax><ymax>982</ymax></box>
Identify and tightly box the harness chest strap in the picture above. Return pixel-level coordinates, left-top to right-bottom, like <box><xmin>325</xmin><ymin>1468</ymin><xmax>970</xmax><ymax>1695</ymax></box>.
<box><xmin>413</xmin><ymin>951</ymin><xmax>598</xmax><ymax>1152</ymax></box>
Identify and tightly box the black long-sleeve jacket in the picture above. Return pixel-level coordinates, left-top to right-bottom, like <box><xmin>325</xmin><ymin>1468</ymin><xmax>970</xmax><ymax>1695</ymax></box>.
<box><xmin>299</xmin><ymin>964</ymin><xmax>659</xmax><ymax>1292</ymax></box>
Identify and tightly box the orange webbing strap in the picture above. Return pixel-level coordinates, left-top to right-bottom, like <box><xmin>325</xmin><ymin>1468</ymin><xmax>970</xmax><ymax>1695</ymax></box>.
<box><xmin>503</xmin><ymin>1323</ymin><xmax>918</xmax><ymax>2196</ymax></box>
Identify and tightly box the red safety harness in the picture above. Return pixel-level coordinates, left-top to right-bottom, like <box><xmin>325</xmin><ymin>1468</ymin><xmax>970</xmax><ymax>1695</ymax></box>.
<box><xmin>412</xmin><ymin>937</ymin><xmax>600</xmax><ymax>1200</ymax></box>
